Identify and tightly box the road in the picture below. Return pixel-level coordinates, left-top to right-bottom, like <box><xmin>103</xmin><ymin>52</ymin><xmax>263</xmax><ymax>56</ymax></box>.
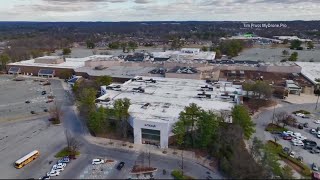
<box><xmin>14</xmin><ymin>79</ymin><xmax>222</xmax><ymax>179</ymax></box>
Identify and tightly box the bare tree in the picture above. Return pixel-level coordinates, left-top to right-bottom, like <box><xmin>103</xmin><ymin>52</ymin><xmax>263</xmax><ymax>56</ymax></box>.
<box><xmin>65</xmin><ymin>129</ymin><xmax>80</xmax><ymax>156</ymax></box>
<box><xmin>274</xmin><ymin>111</ymin><xmax>288</xmax><ymax>126</ymax></box>
<box><xmin>49</xmin><ymin>105</ymin><xmax>63</xmax><ymax>124</ymax></box>
<box><xmin>282</xmin><ymin>115</ymin><xmax>297</xmax><ymax>128</ymax></box>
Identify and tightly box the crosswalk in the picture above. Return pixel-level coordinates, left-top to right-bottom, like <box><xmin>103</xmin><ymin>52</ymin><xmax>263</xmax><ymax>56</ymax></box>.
<box><xmin>79</xmin><ymin>160</ymin><xmax>117</xmax><ymax>179</ymax></box>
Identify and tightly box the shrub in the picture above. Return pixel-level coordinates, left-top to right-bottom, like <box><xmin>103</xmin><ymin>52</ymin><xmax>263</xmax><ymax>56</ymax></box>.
<box><xmin>265</xmin><ymin>123</ymin><xmax>288</xmax><ymax>132</ymax></box>
<box><xmin>55</xmin><ymin>147</ymin><xmax>80</xmax><ymax>158</ymax></box>
<box><xmin>292</xmin><ymin>110</ymin><xmax>311</xmax><ymax>115</ymax></box>
<box><xmin>171</xmin><ymin>170</ymin><xmax>194</xmax><ymax>180</ymax></box>
<box><xmin>52</xmin><ymin>119</ymin><xmax>61</xmax><ymax>125</ymax></box>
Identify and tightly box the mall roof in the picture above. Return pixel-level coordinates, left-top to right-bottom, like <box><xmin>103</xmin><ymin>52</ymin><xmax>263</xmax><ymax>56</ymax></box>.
<box><xmin>295</xmin><ymin>62</ymin><xmax>320</xmax><ymax>84</ymax></box>
<box><xmin>96</xmin><ymin>77</ymin><xmax>241</xmax><ymax>124</ymax></box>
<box><xmin>8</xmin><ymin>55</ymin><xmax>116</xmax><ymax>69</ymax></box>
<box><xmin>75</xmin><ymin>66</ymin><xmax>155</xmax><ymax>78</ymax></box>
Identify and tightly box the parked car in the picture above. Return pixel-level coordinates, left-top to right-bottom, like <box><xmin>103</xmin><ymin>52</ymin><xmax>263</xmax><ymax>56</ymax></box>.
<box><xmin>297</xmin><ymin>156</ymin><xmax>303</xmax><ymax>162</ymax></box>
<box><xmin>293</xmin><ymin>141</ymin><xmax>304</xmax><ymax>146</ymax></box>
<box><xmin>289</xmin><ymin>151</ymin><xmax>295</xmax><ymax>158</ymax></box>
<box><xmin>310</xmin><ymin>129</ymin><xmax>317</xmax><ymax>134</ymax></box>
<box><xmin>284</xmin><ymin>131</ymin><xmax>294</xmax><ymax>136</ymax></box>
<box><xmin>312</xmin><ymin>163</ymin><xmax>319</xmax><ymax>171</ymax></box>
<box><xmin>304</xmin><ymin>145</ymin><xmax>314</xmax><ymax>150</ymax></box>
<box><xmin>46</xmin><ymin>171</ymin><xmax>60</xmax><ymax>177</ymax></box>
<box><xmin>283</xmin><ymin>135</ymin><xmax>292</xmax><ymax>140</ymax></box>
<box><xmin>53</xmin><ymin>163</ymin><xmax>66</xmax><ymax>168</ymax></box>
<box><xmin>316</xmin><ymin>146</ymin><xmax>320</xmax><ymax>150</ymax></box>
<box><xmin>51</xmin><ymin>166</ymin><xmax>64</xmax><ymax>172</ymax></box>
<box><xmin>283</xmin><ymin>147</ymin><xmax>290</xmax><ymax>153</ymax></box>
<box><xmin>58</xmin><ymin>156</ymin><xmax>70</xmax><ymax>164</ymax></box>
<box><xmin>298</xmin><ymin>124</ymin><xmax>304</xmax><ymax>129</ymax></box>
<box><xmin>296</xmin><ymin>113</ymin><xmax>305</xmax><ymax>118</ymax></box>
<box><xmin>303</xmin><ymin>140</ymin><xmax>317</xmax><ymax>147</ymax></box>
<box><xmin>25</xmin><ymin>100</ymin><xmax>31</xmax><ymax>104</ymax></box>
<box><xmin>39</xmin><ymin>176</ymin><xmax>50</xmax><ymax>180</ymax></box>
<box><xmin>304</xmin><ymin>123</ymin><xmax>309</xmax><ymax>128</ymax></box>
<box><xmin>310</xmin><ymin>149</ymin><xmax>320</xmax><ymax>154</ymax></box>
<box><xmin>117</xmin><ymin>162</ymin><xmax>125</xmax><ymax>170</ymax></box>
<box><xmin>315</xmin><ymin>120</ymin><xmax>320</xmax><ymax>124</ymax></box>
<box><xmin>317</xmin><ymin>127</ymin><xmax>320</xmax><ymax>132</ymax></box>
<box><xmin>92</xmin><ymin>159</ymin><xmax>104</xmax><ymax>165</ymax></box>
<box><xmin>41</xmin><ymin>91</ymin><xmax>46</xmax><ymax>95</ymax></box>
<box><xmin>302</xmin><ymin>115</ymin><xmax>310</xmax><ymax>119</ymax></box>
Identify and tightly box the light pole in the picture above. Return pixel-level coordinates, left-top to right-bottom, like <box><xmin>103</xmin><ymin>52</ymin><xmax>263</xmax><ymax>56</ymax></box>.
<box><xmin>272</xmin><ymin>104</ymin><xmax>276</xmax><ymax>124</ymax></box>
<box><xmin>314</xmin><ymin>84</ymin><xmax>320</xmax><ymax>110</ymax></box>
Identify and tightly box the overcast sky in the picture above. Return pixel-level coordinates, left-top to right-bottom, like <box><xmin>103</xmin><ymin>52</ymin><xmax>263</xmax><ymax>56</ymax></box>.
<box><xmin>0</xmin><ymin>0</ymin><xmax>319</xmax><ymax>21</ymax></box>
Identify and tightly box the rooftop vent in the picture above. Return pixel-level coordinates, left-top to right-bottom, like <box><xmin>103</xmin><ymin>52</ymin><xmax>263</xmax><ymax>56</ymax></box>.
<box><xmin>132</xmin><ymin>87</ymin><xmax>145</xmax><ymax>93</ymax></box>
<box><xmin>141</xmin><ymin>103</ymin><xmax>151</xmax><ymax>109</ymax></box>
<box><xmin>94</xmin><ymin>65</ymin><xmax>106</xmax><ymax>70</ymax></box>
<box><xmin>145</xmin><ymin>78</ymin><xmax>156</xmax><ymax>83</ymax></box>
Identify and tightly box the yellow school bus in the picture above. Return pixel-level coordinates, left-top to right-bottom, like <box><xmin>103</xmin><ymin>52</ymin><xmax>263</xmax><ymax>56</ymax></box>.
<box><xmin>14</xmin><ymin>150</ymin><xmax>40</xmax><ymax>169</ymax></box>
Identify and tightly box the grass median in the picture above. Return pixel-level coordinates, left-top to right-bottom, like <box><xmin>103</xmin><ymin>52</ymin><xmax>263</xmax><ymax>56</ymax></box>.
<box><xmin>171</xmin><ymin>169</ymin><xmax>195</xmax><ymax>180</ymax></box>
<box><xmin>55</xmin><ymin>147</ymin><xmax>80</xmax><ymax>158</ymax></box>
<box><xmin>266</xmin><ymin>141</ymin><xmax>312</xmax><ymax>177</ymax></box>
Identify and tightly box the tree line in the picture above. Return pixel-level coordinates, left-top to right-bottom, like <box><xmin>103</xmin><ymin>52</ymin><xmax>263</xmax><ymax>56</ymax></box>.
<box><xmin>72</xmin><ymin>76</ymin><xmax>132</xmax><ymax>139</ymax></box>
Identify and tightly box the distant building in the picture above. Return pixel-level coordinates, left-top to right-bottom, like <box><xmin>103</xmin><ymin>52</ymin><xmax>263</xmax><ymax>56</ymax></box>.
<box><xmin>285</xmin><ymin>80</ymin><xmax>302</xmax><ymax>95</ymax></box>
<box><xmin>273</xmin><ymin>36</ymin><xmax>312</xmax><ymax>42</ymax></box>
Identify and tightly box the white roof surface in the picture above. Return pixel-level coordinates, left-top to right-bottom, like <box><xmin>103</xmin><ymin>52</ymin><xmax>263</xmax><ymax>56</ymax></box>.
<box><xmin>8</xmin><ymin>55</ymin><xmax>115</xmax><ymax>69</ymax></box>
<box><xmin>96</xmin><ymin>77</ymin><xmax>241</xmax><ymax>124</ymax></box>
<box><xmin>296</xmin><ymin>62</ymin><xmax>320</xmax><ymax>84</ymax></box>
<box><xmin>152</xmin><ymin>50</ymin><xmax>216</xmax><ymax>61</ymax></box>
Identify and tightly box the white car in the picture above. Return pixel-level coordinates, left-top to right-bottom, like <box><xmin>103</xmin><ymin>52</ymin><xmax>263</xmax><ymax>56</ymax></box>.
<box><xmin>92</xmin><ymin>158</ymin><xmax>104</xmax><ymax>165</ymax></box>
<box><xmin>51</xmin><ymin>165</ymin><xmax>64</xmax><ymax>172</ymax></box>
<box><xmin>46</xmin><ymin>170</ymin><xmax>60</xmax><ymax>177</ymax></box>
<box><xmin>289</xmin><ymin>151</ymin><xmax>295</xmax><ymax>158</ymax></box>
<box><xmin>291</xmin><ymin>138</ymin><xmax>301</xmax><ymax>143</ymax></box>
<box><xmin>296</xmin><ymin>113</ymin><xmax>305</xmax><ymax>117</ymax></box>
<box><xmin>310</xmin><ymin>129</ymin><xmax>317</xmax><ymax>134</ymax></box>
<box><xmin>293</xmin><ymin>141</ymin><xmax>304</xmax><ymax>146</ymax></box>
<box><xmin>55</xmin><ymin>163</ymin><xmax>67</xmax><ymax>168</ymax></box>
<box><xmin>295</xmin><ymin>135</ymin><xmax>307</xmax><ymax>141</ymax></box>
<box><xmin>314</xmin><ymin>120</ymin><xmax>320</xmax><ymax>124</ymax></box>
<box><xmin>283</xmin><ymin>131</ymin><xmax>294</xmax><ymax>136</ymax></box>
<box><xmin>292</xmin><ymin>132</ymin><xmax>302</xmax><ymax>137</ymax></box>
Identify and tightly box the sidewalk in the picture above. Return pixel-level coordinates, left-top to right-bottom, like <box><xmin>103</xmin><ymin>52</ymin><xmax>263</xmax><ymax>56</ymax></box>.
<box><xmin>84</xmin><ymin>135</ymin><xmax>215</xmax><ymax>172</ymax></box>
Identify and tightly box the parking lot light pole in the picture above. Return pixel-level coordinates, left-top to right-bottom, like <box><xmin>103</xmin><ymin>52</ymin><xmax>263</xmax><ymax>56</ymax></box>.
<box><xmin>314</xmin><ymin>84</ymin><xmax>320</xmax><ymax>110</ymax></box>
<box><xmin>316</xmin><ymin>94</ymin><xmax>320</xmax><ymax>110</ymax></box>
<box><xmin>272</xmin><ymin>104</ymin><xmax>276</xmax><ymax>124</ymax></box>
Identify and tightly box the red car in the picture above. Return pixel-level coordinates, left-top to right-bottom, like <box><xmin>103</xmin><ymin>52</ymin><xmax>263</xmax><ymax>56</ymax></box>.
<box><xmin>283</xmin><ymin>136</ymin><xmax>292</xmax><ymax>140</ymax></box>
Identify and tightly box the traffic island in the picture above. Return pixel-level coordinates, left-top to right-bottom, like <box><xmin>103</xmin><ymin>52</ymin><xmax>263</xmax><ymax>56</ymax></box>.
<box><xmin>55</xmin><ymin>147</ymin><xmax>80</xmax><ymax>158</ymax></box>
<box><xmin>130</xmin><ymin>165</ymin><xmax>158</xmax><ymax>179</ymax></box>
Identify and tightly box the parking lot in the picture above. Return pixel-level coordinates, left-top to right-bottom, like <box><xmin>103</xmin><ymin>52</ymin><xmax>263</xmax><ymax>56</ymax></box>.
<box><xmin>0</xmin><ymin>75</ymin><xmax>56</xmax><ymax>121</ymax></box>
<box><xmin>274</xmin><ymin>111</ymin><xmax>320</xmax><ymax>169</ymax></box>
<box><xmin>0</xmin><ymin>75</ymin><xmax>70</xmax><ymax>179</ymax></box>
